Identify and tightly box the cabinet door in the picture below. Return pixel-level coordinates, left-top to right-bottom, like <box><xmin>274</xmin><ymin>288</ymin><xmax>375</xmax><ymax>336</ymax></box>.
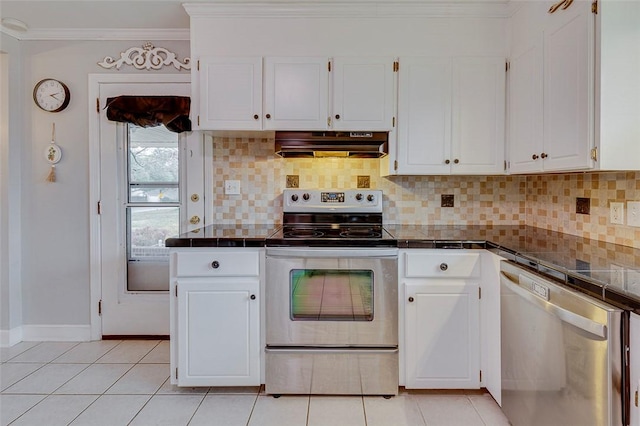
<box><xmin>451</xmin><ymin>57</ymin><xmax>506</xmax><ymax>175</ymax></box>
<box><xmin>396</xmin><ymin>57</ymin><xmax>452</xmax><ymax>174</ymax></box>
<box><xmin>332</xmin><ymin>57</ymin><xmax>395</xmax><ymax>131</ymax></box>
<box><xmin>263</xmin><ymin>57</ymin><xmax>329</xmax><ymax>130</ymax></box>
<box><xmin>177</xmin><ymin>278</ymin><xmax>260</xmax><ymax>386</ymax></box>
<box><xmin>198</xmin><ymin>57</ymin><xmax>262</xmax><ymax>130</ymax></box>
<box><xmin>405</xmin><ymin>281</ymin><xmax>480</xmax><ymax>389</ymax></box>
<box><xmin>542</xmin><ymin>0</ymin><xmax>595</xmax><ymax>171</ymax></box>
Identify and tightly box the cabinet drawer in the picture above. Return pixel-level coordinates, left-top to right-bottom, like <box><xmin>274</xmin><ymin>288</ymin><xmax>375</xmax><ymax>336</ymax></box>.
<box><xmin>404</xmin><ymin>252</ymin><xmax>480</xmax><ymax>278</ymax></box>
<box><xmin>175</xmin><ymin>251</ymin><xmax>260</xmax><ymax>277</ymax></box>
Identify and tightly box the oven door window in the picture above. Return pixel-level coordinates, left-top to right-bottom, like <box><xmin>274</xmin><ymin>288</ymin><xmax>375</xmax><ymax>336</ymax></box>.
<box><xmin>290</xmin><ymin>269</ymin><xmax>374</xmax><ymax>321</ymax></box>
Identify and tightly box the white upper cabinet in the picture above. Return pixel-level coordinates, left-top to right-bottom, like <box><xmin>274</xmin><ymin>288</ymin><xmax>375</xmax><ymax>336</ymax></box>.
<box><xmin>331</xmin><ymin>57</ymin><xmax>396</xmax><ymax>131</ymax></box>
<box><xmin>198</xmin><ymin>57</ymin><xmax>263</xmax><ymax>130</ymax></box>
<box><xmin>263</xmin><ymin>57</ymin><xmax>329</xmax><ymax>130</ymax></box>
<box><xmin>396</xmin><ymin>56</ymin><xmax>505</xmax><ymax>175</ymax></box>
<box><xmin>508</xmin><ymin>0</ymin><xmax>640</xmax><ymax>173</ymax></box>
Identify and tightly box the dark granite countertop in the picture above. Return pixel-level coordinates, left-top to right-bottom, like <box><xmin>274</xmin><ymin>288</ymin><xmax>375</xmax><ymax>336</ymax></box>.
<box><xmin>166</xmin><ymin>223</ymin><xmax>640</xmax><ymax>311</ymax></box>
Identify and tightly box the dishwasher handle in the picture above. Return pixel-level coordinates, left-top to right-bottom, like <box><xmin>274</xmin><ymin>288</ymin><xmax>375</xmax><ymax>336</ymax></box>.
<box><xmin>500</xmin><ymin>272</ymin><xmax>607</xmax><ymax>339</ymax></box>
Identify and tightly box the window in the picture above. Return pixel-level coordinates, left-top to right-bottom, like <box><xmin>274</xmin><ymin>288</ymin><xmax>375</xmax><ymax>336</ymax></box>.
<box><xmin>126</xmin><ymin>125</ymin><xmax>180</xmax><ymax>291</ymax></box>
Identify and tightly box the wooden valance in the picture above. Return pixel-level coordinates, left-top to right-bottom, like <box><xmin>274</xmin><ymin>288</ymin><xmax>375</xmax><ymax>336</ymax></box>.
<box><xmin>105</xmin><ymin>95</ymin><xmax>191</xmax><ymax>133</ymax></box>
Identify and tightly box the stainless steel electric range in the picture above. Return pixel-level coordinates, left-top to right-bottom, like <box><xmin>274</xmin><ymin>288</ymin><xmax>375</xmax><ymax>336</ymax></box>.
<box><xmin>265</xmin><ymin>189</ymin><xmax>399</xmax><ymax>396</ymax></box>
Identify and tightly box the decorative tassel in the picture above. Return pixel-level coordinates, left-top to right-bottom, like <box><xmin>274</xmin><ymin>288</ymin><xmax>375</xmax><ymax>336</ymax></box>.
<box><xmin>46</xmin><ymin>165</ymin><xmax>56</xmax><ymax>182</ymax></box>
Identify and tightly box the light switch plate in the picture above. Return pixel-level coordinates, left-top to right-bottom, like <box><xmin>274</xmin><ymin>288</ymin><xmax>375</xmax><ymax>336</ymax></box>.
<box><xmin>610</xmin><ymin>202</ymin><xmax>624</xmax><ymax>225</ymax></box>
<box><xmin>628</xmin><ymin>201</ymin><xmax>640</xmax><ymax>227</ymax></box>
<box><xmin>224</xmin><ymin>180</ymin><xmax>241</xmax><ymax>195</ymax></box>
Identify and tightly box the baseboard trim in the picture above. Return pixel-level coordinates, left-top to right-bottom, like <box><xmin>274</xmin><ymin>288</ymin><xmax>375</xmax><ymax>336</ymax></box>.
<box><xmin>0</xmin><ymin>326</ymin><xmax>24</xmax><ymax>347</ymax></box>
<box><xmin>20</xmin><ymin>325</ymin><xmax>92</xmax><ymax>342</ymax></box>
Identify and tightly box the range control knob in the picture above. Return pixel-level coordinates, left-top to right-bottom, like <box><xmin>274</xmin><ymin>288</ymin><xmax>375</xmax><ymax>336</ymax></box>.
<box><xmin>355</xmin><ymin>193</ymin><xmax>363</xmax><ymax>201</ymax></box>
<box><xmin>367</xmin><ymin>194</ymin><xmax>375</xmax><ymax>202</ymax></box>
<box><xmin>303</xmin><ymin>193</ymin><xmax>310</xmax><ymax>201</ymax></box>
<box><xmin>291</xmin><ymin>194</ymin><xmax>299</xmax><ymax>202</ymax></box>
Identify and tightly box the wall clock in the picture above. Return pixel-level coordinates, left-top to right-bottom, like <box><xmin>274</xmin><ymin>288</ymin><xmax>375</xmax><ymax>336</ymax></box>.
<box><xmin>33</xmin><ymin>78</ymin><xmax>71</xmax><ymax>112</ymax></box>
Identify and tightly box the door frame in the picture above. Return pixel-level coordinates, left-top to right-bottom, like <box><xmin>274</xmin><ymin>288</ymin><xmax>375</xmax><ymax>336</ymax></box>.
<box><xmin>88</xmin><ymin>74</ymin><xmax>192</xmax><ymax>340</ymax></box>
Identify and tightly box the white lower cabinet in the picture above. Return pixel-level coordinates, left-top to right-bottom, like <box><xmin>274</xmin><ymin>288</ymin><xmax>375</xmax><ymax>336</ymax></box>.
<box><xmin>170</xmin><ymin>248</ymin><xmax>262</xmax><ymax>387</ymax></box>
<box><xmin>405</xmin><ymin>280</ymin><xmax>480</xmax><ymax>389</ymax></box>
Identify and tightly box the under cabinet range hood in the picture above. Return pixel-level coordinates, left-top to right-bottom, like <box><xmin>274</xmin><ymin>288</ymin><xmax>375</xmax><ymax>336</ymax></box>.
<box><xmin>274</xmin><ymin>131</ymin><xmax>388</xmax><ymax>158</ymax></box>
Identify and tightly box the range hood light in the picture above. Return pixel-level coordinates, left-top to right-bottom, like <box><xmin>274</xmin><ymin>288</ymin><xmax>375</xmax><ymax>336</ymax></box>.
<box><xmin>313</xmin><ymin>151</ymin><xmax>349</xmax><ymax>158</ymax></box>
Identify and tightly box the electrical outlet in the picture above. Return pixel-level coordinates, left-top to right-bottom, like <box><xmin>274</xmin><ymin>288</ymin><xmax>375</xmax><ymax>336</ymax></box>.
<box><xmin>610</xmin><ymin>264</ymin><xmax>625</xmax><ymax>288</ymax></box>
<box><xmin>628</xmin><ymin>201</ymin><xmax>640</xmax><ymax>227</ymax></box>
<box><xmin>224</xmin><ymin>180</ymin><xmax>241</xmax><ymax>195</ymax></box>
<box><xmin>610</xmin><ymin>202</ymin><xmax>624</xmax><ymax>225</ymax></box>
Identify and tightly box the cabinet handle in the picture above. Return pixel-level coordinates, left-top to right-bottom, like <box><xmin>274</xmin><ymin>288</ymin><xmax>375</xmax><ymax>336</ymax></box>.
<box><xmin>453</xmin><ymin>159</ymin><xmax>459</xmax><ymax>164</ymax></box>
<box><xmin>532</xmin><ymin>154</ymin><xmax>539</xmax><ymax>160</ymax></box>
<box><xmin>439</xmin><ymin>263</ymin><xmax>449</xmax><ymax>271</ymax></box>
<box><xmin>445</xmin><ymin>159</ymin><xmax>451</xmax><ymax>165</ymax></box>
<box><xmin>211</xmin><ymin>261</ymin><xmax>220</xmax><ymax>269</ymax></box>
<box><xmin>250</xmin><ymin>294</ymin><xmax>256</xmax><ymax>300</ymax></box>
<box><xmin>189</xmin><ymin>215</ymin><xmax>200</xmax><ymax>225</ymax></box>
<box><xmin>335</xmin><ymin>114</ymin><xmax>340</xmax><ymax>120</ymax></box>
<box><xmin>265</xmin><ymin>113</ymin><xmax>271</xmax><ymax>119</ymax></box>
<box><xmin>541</xmin><ymin>152</ymin><xmax>548</xmax><ymax>159</ymax></box>
<box><xmin>253</xmin><ymin>114</ymin><xmax>259</xmax><ymax>120</ymax></box>
<box><xmin>408</xmin><ymin>297</ymin><xmax>414</xmax><ymax>303</ymax></box>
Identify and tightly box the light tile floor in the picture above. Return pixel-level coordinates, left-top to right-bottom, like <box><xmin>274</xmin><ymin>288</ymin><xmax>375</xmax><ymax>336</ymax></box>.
<box><xmin>0</xmin><ymin>340</ymin><xmax>509</xmax><ymax>426</ymax></box>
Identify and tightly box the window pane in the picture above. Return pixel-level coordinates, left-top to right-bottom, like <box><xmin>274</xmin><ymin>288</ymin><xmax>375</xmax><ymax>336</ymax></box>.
<box><xmin>128</xmin><ymin>206</ymin><xmax>179</xmax><ymax>260</ymax></box>
<box><xmin>290</xmin><ymin>269</ymin><xmax>374</xmax><ymax>321</ymax></box>
<box><xmin>130</xmin><ymin>186</ymin><xmax>179</xmax><ymax>203</ymax></box>
<box><xmin>128</xmin><ymin>125</ymin><xmax>179</xmax><ymax>186</ymax></box>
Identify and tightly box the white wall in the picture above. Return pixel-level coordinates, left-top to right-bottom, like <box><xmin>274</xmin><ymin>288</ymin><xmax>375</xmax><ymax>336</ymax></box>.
<box><xmin>0</xmin><ymin>34</ymin><xmax>25</xmax><ymax>346</ymax></box>
<box><xmin>1</xmin><ymin>38</ymin><xmax>189</xmax><ymax>341</ymax></box>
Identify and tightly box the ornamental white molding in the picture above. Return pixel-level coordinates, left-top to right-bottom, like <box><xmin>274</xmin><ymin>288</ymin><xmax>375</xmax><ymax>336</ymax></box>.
<box><xmin>98</xmin><ymin>43</ymin><xmax>191</xmax><ymax>71</ymax></box>
<box><xmin>0</xmin><ymin>28</ymin><xmax>189</xmax><ymax>41</ymax></box>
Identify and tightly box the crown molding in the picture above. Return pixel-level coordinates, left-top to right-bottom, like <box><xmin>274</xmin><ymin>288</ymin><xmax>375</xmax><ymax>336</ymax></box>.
<box><xmin>0</xmin><ymin>28</ymin><xmax>189</xmax><ymax>41</ymax></box>
<box><xmin>183</xmin><ymin>1</ymin><xmax>510</xmax><ymax>19</ymax></box>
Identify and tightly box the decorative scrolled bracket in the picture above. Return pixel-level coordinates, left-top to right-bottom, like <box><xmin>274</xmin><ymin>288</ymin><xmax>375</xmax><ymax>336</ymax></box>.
<box><xmin>98</xmin><ymin>43</ymin><xmax>191</xmax><ymax>71</ymax></box>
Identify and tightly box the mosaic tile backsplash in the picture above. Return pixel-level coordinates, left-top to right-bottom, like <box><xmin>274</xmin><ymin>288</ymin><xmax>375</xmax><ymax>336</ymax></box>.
<box><xmin>210</xmin><ymin>137</ymin><xmax>640</xmax><ymax>249</ymax></box>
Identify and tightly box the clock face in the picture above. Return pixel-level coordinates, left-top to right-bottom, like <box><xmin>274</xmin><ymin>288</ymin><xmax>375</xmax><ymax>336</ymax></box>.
<box><xmin>33</xmin><ymin>79</ymin><xmax>70</xmax><ymax>112</ymax></box>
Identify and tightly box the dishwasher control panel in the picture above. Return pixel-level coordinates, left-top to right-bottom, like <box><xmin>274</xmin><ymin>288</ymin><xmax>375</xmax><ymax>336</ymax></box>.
<box><xmin>519</xmin><ymin>274</ymin><xmax>550</xmax><ymax>301</ymax></box>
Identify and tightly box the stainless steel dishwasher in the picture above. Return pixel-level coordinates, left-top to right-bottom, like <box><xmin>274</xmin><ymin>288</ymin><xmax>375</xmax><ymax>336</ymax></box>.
<box><xmin>500</xmin><ymin>260</ymin><xmax>625</xmax><ymax>426</ymax></box>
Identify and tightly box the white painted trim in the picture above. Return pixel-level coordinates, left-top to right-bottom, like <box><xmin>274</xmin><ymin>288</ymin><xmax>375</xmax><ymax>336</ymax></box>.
<box><xmin>184</xmin><ymin>1</ymin><xmax>510</xmax><ymax>18</ymax></box>
<box><xmin>20</xmin><ymin>325</ymin><xmax>91</xmax><ymax>342</ymax></box>
<box><xmin>88</xmin><ymin>73</ymin><xmax>191</xmax><ymax>341</ymax></box>
<box><xmin>0</xmin><ymin>326</ymin><xmax>23</xmax><ymax>347</ymax></box>
<box><xmin>1</xmin><ymin>28</ymin><xmax>190</xmax><ymax>41</ymax></box>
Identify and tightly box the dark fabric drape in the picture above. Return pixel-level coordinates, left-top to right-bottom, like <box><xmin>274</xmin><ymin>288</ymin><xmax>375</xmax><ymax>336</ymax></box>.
<box><xmin>105</xmin><ymin>95</ymin><xmax>191</xmax><ymax>133</ymax></box>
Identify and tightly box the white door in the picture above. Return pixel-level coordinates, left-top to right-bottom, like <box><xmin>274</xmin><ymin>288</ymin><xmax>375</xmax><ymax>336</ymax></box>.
<box><xmin>177</xmin><ymin>278</ymin><xmax>260</xmax><ymax>386</ymax></box>
<box><xmin>405</xmin><ymin>281</ymin><xmax>480</xmax><ymax>389</ymax></box>
<box><xmin>396</xmin><ymin>57</ymin><xmax>452</xmax><ymax>174</ymax></box>
<box><xmin>198</xmin><ymin>56</ymin><xmax>263</xmax><ymax>130</ymax></box>
<box><xmin>451</xmin><ymin>57</ymin><xmax>506</xmax><ymax>175</ymax></box>
<box><xmin>331</xmin><ymin>57</ymin><xmax>395</xmax><ymax>131</ymax></box>
<box><xmin>263</xmin><ymin>56</ymin><xmax>329</xmax><ymax>130</ymax></box>
<box><xmin>542</xmin><ymin>0</ymin><xmax>595</xmax><ymax>171</ymax></box>
<box><xmin>98</xmin><ymin>81</ymin><xmax>190</xmax><ymax>336</ymax></box>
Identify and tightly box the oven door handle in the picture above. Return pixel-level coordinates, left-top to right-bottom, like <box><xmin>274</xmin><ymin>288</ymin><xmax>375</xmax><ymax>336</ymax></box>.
<box><xmin>265</xmin><ymin>347</ymin><xmax>399</xmax><ymax>355</ymax></box>
<box><xmin>266</xmin><ymin>248</ymin><xmax>398</xmax><ymax>258</ymax></box>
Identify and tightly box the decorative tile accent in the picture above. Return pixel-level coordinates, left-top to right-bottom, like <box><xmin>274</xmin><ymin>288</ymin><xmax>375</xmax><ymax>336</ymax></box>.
<box><xmin>441</xmin><ymin>194</ymin><xmax>454</xmax><ymax>208</ymax></box>
<box><xmin>209</xmin><ymin>137</ymin><xmax>639</xmax><ymax>248</ymax></box>
<box><xmin>357</xmin><ymin>176</ymin><xmax>371</xmax><ymax>188</ymax></box>
<box><xmin>576</xmin><ymin>197</ymin><xmax>590</xmax><ymax>215</ymax></box>
<box><xmin>286</xmin><ymin>175</ymin><xmax>299</xmax><ymax>188</ymax></box>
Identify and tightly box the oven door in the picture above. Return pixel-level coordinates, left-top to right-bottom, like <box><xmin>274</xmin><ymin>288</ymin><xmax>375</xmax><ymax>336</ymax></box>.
<box><xmin>266</xmin><ymin>247</ymin><xmax>398</xmax><ymax>347</ymax></box>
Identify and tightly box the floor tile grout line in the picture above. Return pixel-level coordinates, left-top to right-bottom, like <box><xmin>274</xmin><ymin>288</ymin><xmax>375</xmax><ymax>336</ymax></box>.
<box><xmin>0</xmin><ymin>342</ymin><xmax>42</xmax><ymax>363</ymax></box>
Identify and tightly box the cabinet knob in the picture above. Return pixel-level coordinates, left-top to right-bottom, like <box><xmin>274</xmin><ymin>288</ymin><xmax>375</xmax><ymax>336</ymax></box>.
<box><xmin>541</xmin><ymin>152</ymin><xmax>548</xmax><ymax>159</ymax></box>
<box><xmin>408</xmin><ymin>297</ymin><xmax>414</xmax><ymax>303</ymax></box>
<box><xmin>250</xmin><ymin>294</ymin><xmax>256</xmax><ymax>300</ymax></box>
<box><xmin>189</xmin><ymin>215</ymin><xmax>200</xmax><ymax>225</ymax></box>
<box><xmin>453</xmin><ymin>159</ymin><xmax>459</xmax><ymax>164</ymax></box>
<box><xmin>445</xmin><ymin>159</ymin><xmax>451</xmax><ymax>165</ymax></box>
<box><xmin>439</xmin><ymin>263</ymin><xmax>448</xmax><ymax>271</ymax></box>
<box><xmin>335</xmin><ymin>114</ymin><xmax>341</xmax><ymax>120</ymax></box>
<box><xmin>253</xmin><ymin>114</ymin><xmax>259</xmax><ymax>120</ymax></box>
<box><xmin>532</xmin><ymin>154</ymin><xmax>539</xmax><ymax>160</ymax></box>
<box><xmin>265</xmin><ymin>113</ymin><xmax>271</xmax><ymax>119</ymax></box>
<box><xmin>211</xmin><ymin>260</ymin><xmax>220</xmax><ymax>269</ymax></box>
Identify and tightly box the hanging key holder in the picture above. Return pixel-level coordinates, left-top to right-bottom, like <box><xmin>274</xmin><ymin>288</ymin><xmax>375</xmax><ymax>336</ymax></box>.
<box><xmin>45</xmin><ymin>122</ymin><xmax>62</xmax><ymax>182</ymax></box>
